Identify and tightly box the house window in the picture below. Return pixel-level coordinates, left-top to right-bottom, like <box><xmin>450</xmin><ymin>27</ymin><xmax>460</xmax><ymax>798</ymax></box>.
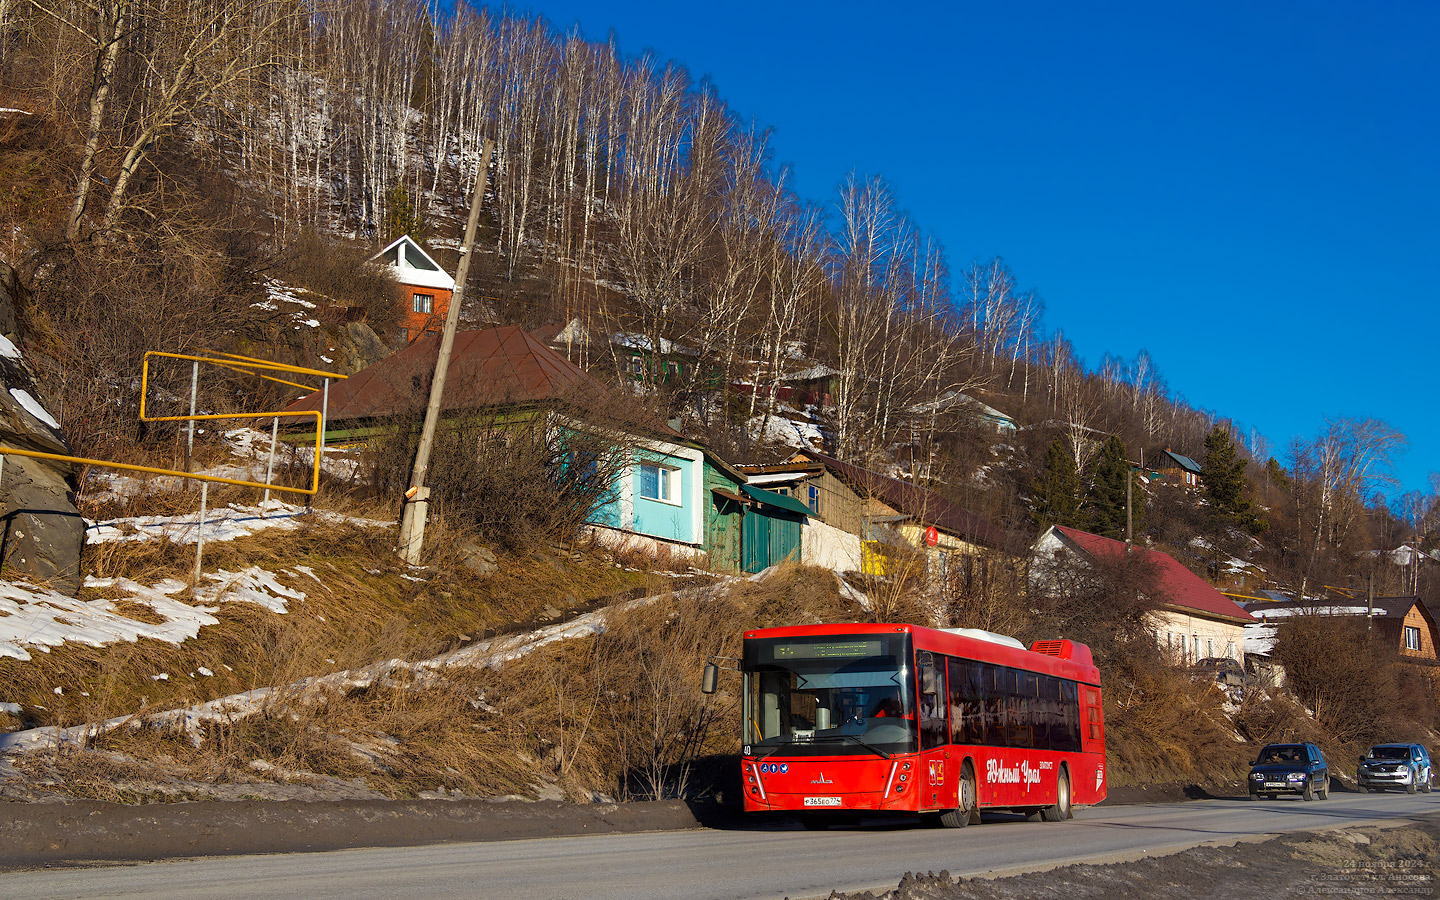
<box><xmin>639</xmin><ymin>462</ymin><xmax>679</xmax><ymax>504</ymax></box>
<box><xmin>413</xmin><ymin>293</ymin><xmax>433</xmax><ymax>314</ymax></box>
<box><xmin>1205</xmin><ymin>638</ymin><xmax>1214</xmax><ymax>659</ymax></box>
<box><xmin>1405</xmin><ymin>625</ymin><xmax>1422</xmax><ymax>651</ymax></box>
<box><xmin>630</xmin><ymin>356</ymin><xmax>645</xmax><ymax>377</ymax></box>
<box><xmin>807</xmin><ymin>484</ymin><xmax>820</xmax><ymax>514</ymax></box>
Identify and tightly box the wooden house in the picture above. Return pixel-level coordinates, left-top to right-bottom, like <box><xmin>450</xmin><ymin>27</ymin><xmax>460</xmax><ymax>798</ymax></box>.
<box><xmin>1150</xmin><ymin>448</ymin><xmax>1203</xmax><ymax>487</ymax></box>
<box><xmin>738</xmin><ymin>460</ymin><xmax>862</xmax><ymax>572</ymax></box>
<box><xmin>1377</xmin><ymin>596</ymin><xmax>1440</xmax><ymax>661</ymax></box>
<box><xmin>372</xmin><ymin>235</ymin><xmax>455</xmax><ymax>344</ymax></box>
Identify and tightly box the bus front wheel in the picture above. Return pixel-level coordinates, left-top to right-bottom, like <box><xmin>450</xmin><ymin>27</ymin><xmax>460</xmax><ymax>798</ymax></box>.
<box><xmin>940</xmin><ymin>763</ymin><xmax>977</xmax><ymax>828</ymax></box>
<box><xmin>1040</xmin><ymin>770</ymin><xmax>1071</xmax><ymax>822</ymax></box>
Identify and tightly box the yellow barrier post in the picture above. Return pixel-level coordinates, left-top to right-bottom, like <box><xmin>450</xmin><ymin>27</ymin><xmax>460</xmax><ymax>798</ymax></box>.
<box><xmin>0</xmin><ymin>350</ymin><xmax>351</xmax><ymax>596</ymax></box>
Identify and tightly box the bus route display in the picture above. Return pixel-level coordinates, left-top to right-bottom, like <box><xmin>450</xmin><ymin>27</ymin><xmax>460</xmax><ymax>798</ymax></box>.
<box><xmin>773</xmin><ymin>640</ymin><xmax>883</xmax><ymax>660</ymax></box>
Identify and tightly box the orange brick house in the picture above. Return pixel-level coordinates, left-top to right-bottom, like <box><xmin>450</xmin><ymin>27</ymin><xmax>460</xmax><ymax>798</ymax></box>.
<box><xmin>372</xmin><ymin>235</ymin><xmax>455</xmax><ymax>343</ymax></box>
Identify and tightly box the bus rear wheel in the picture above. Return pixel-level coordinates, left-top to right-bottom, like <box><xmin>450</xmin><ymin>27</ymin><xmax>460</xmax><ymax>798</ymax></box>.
<box><xmin>939</xmin><ymin>763</ymin><xmax>977</xmax><ymax>828</ymax></box>
<box><xmin>1040</xmin><ymin>770</ymin><xmax>1071</xmax><ymax>822</ymax></box>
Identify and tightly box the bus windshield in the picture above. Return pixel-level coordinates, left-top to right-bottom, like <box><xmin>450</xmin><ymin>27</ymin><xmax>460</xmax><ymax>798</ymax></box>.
<box><xmin>743</xmin><ymin>633</ymin><xmax>917</xmax><ymax>757</ymax></box>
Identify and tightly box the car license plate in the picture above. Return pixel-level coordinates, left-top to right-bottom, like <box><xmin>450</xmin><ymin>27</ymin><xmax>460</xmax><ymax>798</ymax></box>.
<box><xmin>1265</xmin><ymin>782</ymin><xmax>1284</xmax><ymax>788</ymax></box>
<box><xmin>804</xmin><ymin>796</ymin><xmax>842</xmax><ymax>807</ymax></box>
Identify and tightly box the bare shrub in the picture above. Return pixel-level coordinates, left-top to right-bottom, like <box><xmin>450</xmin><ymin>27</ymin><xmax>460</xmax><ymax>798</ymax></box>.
<box><xmin>859</xmin><ymin>538</ymin><xmax>935</xmax><ymax>625</ymax></box>
<box><xmin>943</xmin><ymin>548</ymin><xmax>1031</xmax><ymax>637</ymax></box>
<box><xmin>1273</xmin><ymin>617</ymin><xmax>1410</xmax><ymax>746</ymax></box>
<box><xmin>365</xmin><ymin>410</ymin><xmax>631</xmax><ymax>552</ymax></box>
<box><xmin>1026</xmin><ymin>547</ymin><xmax>1166</xmax><ymax>672</ymax></box>
<box><xmin>588</xmin><ymin>592</ymin><xmax>742</xmax><ymax>800</ymax></box>
<box><xmin>269</xmin><ymin>229</ymin><xmax>402</xmax><ymax>332</ymax></box>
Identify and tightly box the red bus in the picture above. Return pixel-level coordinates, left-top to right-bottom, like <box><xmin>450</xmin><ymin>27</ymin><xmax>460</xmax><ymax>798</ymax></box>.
<box><xmin>725</xmin><ymin>622</ymin><xmax>1105</xmax><ymax>827</ymax></box>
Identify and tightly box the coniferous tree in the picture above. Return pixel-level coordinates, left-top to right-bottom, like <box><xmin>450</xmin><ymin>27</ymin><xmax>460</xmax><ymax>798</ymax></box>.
<box><xmin>1031</xmin><ymin>437</ymin><xmax>1084</xmax><ymax>529</ymax></box>
<box><xmin>1086</xmin><ymin>434</ymin><xmax>1143</xmax><ymax>539</ymax></box>
<box><xmin>1264</xmin><ymin>457</ymin><xmax>1290</xmax><ymax>491</ymax></box>
<box><xmin>1201</xmin><ymin>425</ymin><xmax>1266</xmax><ymax>533</ymax></box>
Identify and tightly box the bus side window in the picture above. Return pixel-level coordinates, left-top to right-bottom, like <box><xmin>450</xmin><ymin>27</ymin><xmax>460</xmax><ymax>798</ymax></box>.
<box><xmin>983</xmin><ymin>663</ymin><xmax>1004</xmax><ymax>747</ymax></box>
<box><xmin>948</xmin><ymin>658</ymin><xmax>985</xmax><ymax>745</ymax></box>
<box><xmin>1031</xmin><ymin>674</ymin><xmax>1053</xmax><ymax>752</ymax></box>
<box><xmin>1059</xmin><ymin>680</ymin><xmax>1082</xmax><ymax>752</ymax></box>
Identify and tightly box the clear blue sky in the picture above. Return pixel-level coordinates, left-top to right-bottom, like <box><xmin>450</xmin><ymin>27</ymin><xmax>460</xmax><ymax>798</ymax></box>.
<box><xmin>517</xmin><ymin>0</ymin><xmax>1438</xmax><ymax>497</ymax></box>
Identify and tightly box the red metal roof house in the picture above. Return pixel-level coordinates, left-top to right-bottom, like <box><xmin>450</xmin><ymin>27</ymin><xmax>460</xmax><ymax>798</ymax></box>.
<box><xmin>1032</xmin><ymin>524</ymin><xmax>1256</xmax><ymax>663</ymax></box>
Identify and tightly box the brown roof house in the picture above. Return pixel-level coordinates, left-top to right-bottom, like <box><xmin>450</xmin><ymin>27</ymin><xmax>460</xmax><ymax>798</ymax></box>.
<box><xmin>286</xmin><ymin>326</ymin><xmax>727</xmax><ymax>561</ymax></box>
<box><xmin>1032</xmin><ymin>525</ymin><xmax>1257</xmax><ymax>664</ymax></box>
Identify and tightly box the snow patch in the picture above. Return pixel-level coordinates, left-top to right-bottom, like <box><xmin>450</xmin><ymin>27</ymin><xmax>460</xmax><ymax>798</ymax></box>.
<box><xmin>0</xmin><ymin>578</ymin><xmax>220</xmax><ymax>661</ymax></box>
<box><xmin>9</xmin><ymin>388</ymin><xmax>60</xmax><ymax>429</ymax></box>
<box><xmin>86</xmin><ymin>501</ymin><xmax>389</xmax><ymax>546</ymax></box>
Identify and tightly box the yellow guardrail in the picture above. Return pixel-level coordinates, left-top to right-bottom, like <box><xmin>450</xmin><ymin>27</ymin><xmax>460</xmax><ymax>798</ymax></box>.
<box><xmin>0</xmin><ymin>350</ymin><xmax>347</xmax><ymax>498</ymax></box>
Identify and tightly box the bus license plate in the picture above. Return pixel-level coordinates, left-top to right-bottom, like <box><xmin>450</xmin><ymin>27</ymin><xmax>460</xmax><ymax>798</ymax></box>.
<box><xmin>804</xmin><ymin>797</ymin><xmax>842</xmax><ymax>807</ymax></box>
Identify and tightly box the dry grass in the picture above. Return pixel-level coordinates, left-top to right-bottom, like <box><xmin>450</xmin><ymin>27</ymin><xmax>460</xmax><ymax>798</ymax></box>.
<box><xmin>4</xmin><ymin>558</ymin><xmax>863</xmax><ymax>803</ymax></box>
<box><xmin>1103</xmin><ymin>666</ymin><xmax>1253</xmax><ymax>786</ymax></box>
<box><xmin>0</xmin><ymin>510</ymin><xmax>652</xmax><ymax>738</ymax></box>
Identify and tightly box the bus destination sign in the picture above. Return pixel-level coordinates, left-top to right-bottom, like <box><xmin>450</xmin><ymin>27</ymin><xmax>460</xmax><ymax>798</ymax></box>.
<box><xmin>774</xmin><ymin>640</ymin><xmax>882</xmax><ymax>660</ymax></box>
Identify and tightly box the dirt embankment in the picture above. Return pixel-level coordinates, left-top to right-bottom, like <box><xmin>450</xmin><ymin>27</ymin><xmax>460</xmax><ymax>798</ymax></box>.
<box><xmin>825</xmin><ymin>819</ymin><xmax>1440</xmax><ymax>900</ymax></box>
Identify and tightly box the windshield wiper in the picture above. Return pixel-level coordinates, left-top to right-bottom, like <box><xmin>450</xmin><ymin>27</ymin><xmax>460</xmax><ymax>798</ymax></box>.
<box><xmin>809</xmin><ymin>733</ymin><xmax>892</xmax><ymax>759</ymax></box>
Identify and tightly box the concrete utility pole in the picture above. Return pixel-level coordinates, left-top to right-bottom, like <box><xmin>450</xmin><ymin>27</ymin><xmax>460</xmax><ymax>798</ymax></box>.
<box><xmin>397</xmin><ymin>138</ymin><xmax>494</xmax><ymax>565</ymax></box>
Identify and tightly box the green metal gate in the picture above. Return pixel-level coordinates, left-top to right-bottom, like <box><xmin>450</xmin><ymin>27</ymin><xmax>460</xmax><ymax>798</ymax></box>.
<box><xmin>740</xmin><ymin>485</ymin><xmax>807</xmax><ymax>573</ymax></box>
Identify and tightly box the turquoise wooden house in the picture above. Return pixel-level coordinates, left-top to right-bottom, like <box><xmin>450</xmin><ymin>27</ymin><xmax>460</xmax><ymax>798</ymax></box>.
<box><xmin>587</xmin><ymin>437</ymin><xmax>708</xmax><ymax>553</ymax></box>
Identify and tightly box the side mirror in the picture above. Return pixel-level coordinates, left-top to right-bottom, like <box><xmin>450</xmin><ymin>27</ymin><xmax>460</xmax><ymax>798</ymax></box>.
<box><xmin>701</xmin><ymin>662</ymin><xmax>719</xmax><ymax>694</ymax></box>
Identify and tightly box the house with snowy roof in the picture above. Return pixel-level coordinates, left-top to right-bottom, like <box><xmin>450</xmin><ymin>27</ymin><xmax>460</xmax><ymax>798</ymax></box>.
<box><xmin>1241</xmin><ymin>593</ymin><xmax>1438</xmax><ymax>664</ymax></box>
<box><xmin>1031</xmin><ymin>525</ymin><xmax>1257</xmax><ymax>664</ymax></box>
<box><xmin>371</xmin><ymin>235</ymin><xmax>456</xmax><ymax>344</ymax></box>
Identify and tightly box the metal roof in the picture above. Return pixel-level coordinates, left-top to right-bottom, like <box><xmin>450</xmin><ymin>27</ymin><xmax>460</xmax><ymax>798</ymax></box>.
<box><xmin>1161</xmin><ymin>449</ymin><xmax>1203</xmax><ymax>474</ymax></box>
<box><xmin>1051</xmin><ymin>526</ymin><xmax>1257</xmax><ymax>624</ymax></box>
<box><xmin>285</xmin><ymin>326</ymin><xmax>613</xmax><ymax>423</ymax></box>
<box><xmin>741</xmin><ymin>484</ymin><xmax>812</xmax><ymax>517</ymax></box>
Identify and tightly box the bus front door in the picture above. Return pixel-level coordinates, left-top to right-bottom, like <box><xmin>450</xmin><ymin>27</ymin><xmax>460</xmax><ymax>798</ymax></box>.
<box><xmin>917</xmin><ymin>652</ymin><xmax>956</xmax><ymax>811</ymax></box>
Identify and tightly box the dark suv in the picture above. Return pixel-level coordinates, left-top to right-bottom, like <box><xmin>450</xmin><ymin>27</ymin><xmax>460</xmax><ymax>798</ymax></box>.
<box><xmin>1249</xmin><ymin>742</ymin><xmax>1330</xmax><ymax>801</ymax></box>
<box><xmin>1358</xmin><ymin>743</ymin><xmax>1433</xmax><ymax>794</ymax></box>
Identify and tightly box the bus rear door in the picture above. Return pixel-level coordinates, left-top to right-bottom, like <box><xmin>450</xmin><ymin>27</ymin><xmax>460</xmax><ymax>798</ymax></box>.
<box><xmin>1079</xmin><ymin>684</ymin><xmax>1106</xmax><ymax>801</ymax></box>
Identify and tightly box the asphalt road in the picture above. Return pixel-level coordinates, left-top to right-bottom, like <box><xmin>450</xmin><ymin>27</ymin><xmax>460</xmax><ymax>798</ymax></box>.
<box><xmin>9</xmin><ymin>792</ymin><xmax>1440</xmax><ymax>900</ymax></box>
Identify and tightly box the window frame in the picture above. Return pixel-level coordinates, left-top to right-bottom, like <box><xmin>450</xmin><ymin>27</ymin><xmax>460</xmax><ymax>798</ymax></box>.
<box><xmin>638</xmin><ymin>461</ymin><xmax>681</xmax><ymax>506</ymax></box>
<box><xmin>412</xmin><ymin>293</ymin><xmax>434</xmax><ymax>314</ymax></box>
<box><xmin>1404</xmin><ymin>625</ymin><xmax>1421</xmax><ymax>651</ymax></box>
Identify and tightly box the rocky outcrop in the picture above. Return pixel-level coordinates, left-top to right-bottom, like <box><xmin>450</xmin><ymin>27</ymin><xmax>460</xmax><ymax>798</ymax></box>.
<box><xmin>0</xmin><ymin>261</ymin><xmax>84</xmax><ymax>592</ymax></box>
<box><xmin>338</xmin><ymin>321</ymin><xmax>393</xmax><ymax>373</ymax></box>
